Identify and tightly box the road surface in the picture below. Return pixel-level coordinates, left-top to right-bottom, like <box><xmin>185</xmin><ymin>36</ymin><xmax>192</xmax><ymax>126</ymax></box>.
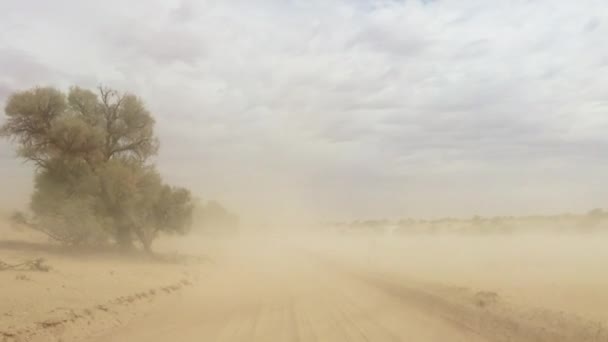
<box><xmin>85</xmin><ymin>241</ymin><xmax>603</xmax><ymax>342</ymax></box>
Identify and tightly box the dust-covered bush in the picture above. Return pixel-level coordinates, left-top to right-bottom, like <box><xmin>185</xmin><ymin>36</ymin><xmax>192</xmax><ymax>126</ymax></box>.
<box><xmin>1</xmin><ymin>86</ymin><xmax>194</xmax><ymax>251</ymax></box>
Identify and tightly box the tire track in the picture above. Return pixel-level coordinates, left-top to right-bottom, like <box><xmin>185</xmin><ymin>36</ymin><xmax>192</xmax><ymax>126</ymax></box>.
<box><xmin>338</xmin><ymin>290</ymin><xmax>402</xmax><ymax>341</ymax></box>
<box><xmin>321</xmin><ymin>254</ymin><xmax>608</xmax><ymax>342</ymax></box>
<box><xmin>287</xmin><ymin>299</ymin><xmax>302</xmax><ymax>342</ymax></box>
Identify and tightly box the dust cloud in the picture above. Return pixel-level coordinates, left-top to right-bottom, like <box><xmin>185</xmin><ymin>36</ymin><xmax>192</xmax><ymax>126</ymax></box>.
<box><xmin>124</xmin><ymin>226</ymin><xmax>608</xmax><ymax>341</ymax></box>
<box><xmin>2</xmin><ymin>4</ymin><xmax>608</xmax><ymax>338</ymax></box>
<box><xmin>4</xmin><ymin>207</ymin><xmax>608</xmax><ymax>341</ymax></box>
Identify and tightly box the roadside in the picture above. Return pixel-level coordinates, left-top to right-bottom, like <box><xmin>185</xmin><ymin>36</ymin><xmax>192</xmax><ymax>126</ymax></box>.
<box><xmin>0</xmin><ymin>226</ymin><xmax>209</xmax><ymax>342</ymax></box>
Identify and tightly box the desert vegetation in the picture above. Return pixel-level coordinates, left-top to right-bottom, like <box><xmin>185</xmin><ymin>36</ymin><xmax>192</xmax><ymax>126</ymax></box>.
<box><xmin>1</xmin><ymin>86</ymin><xmax>194</xmax><ymax>253</ymax></box>
<box><xmin>326</xmin><ymin>209</ymin><xmax>608</xmax><ymax>235</ymax></box>
<box><xmin>192</xmin><ymin>200</ymin><xmax>240</xmax><ymax>236</ymax></box>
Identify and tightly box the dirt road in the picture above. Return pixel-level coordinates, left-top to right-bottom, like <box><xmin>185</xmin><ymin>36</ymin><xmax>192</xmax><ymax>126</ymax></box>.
<box><xmin>86</xmin><ymin>245</ymin><xmax>484</xmax><ymax>341</ymax></box>
<box><xmin>85</xmin><ymin>240</ymin><xmax>607</xmax><ymax>342</ymax></box>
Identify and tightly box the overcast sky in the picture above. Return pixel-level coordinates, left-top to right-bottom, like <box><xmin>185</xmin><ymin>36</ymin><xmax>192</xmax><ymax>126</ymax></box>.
<box><xmin>1</xmin><ymin>0</ymin><xmax>608</xmax><ymax>221</ymax></box>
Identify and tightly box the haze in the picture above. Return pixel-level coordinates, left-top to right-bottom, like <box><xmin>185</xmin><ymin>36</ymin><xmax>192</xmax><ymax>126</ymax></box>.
<box><xmin>2</xmin><ymin>1</ymin><xmax>608</xmax><ymax>342</ymax></box>
<box><xmin>2</xmin><ymin>0</ymin><xmax>608</xmax><ymax>222</ymax></box>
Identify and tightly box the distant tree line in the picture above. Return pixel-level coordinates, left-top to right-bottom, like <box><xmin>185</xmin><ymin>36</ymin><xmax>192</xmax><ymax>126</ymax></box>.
<box><xmin>326</xmin><ymin>209</ymin><xmax>608</xmax><ymax>235</ymax></box>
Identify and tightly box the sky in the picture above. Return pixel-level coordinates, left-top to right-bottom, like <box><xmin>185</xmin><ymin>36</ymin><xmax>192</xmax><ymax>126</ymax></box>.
<box><xmin>1</xmin><ymin>0</ymin><xmax>608</xmax><ymax>221</ymax></box>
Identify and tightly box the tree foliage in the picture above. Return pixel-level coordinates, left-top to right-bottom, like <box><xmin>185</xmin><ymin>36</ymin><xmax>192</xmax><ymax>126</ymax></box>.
<box><xmin>2</xmin><ymin>86</ymin><xmax>193</xmax><ymax>251</ymax></box>
<box><xmin>193</xmin><ymin>200</ymin><xmax>239</xmax><ymax>235</ymax></box>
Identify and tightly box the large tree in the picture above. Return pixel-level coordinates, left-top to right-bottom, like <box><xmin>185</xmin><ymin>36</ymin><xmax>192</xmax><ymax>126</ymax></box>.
<box><xmin>1</xmin><ymin>86</ymin><xmax>193</xmax><ymax>251</ymax></box>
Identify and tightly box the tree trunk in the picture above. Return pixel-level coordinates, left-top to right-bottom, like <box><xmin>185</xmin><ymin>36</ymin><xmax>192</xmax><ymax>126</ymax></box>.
<box><xmin>133</xmin><ymin>226</ymin><xmax>155</xmax><ymax>255</ymax></box>
<box><xmin>115</xmin><ymin>225</ymin><xmax>134</xmax><ymax>251</ymax></box>
<box><xmin>142</xmin><ymin>237</ymin><xmax>153</xmax><ymax>254</ymax></box>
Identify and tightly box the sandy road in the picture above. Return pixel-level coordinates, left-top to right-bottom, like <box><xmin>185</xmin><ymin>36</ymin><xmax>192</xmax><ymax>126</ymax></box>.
<box><xmin>86</xmin><ymin>243</ymin><xmax>488</xmax><ymax>342</ymax></box>
<box><xmin>85</xmin><ymin>240</ymin><xmax>605</xmax><ymax>342</ymax></box>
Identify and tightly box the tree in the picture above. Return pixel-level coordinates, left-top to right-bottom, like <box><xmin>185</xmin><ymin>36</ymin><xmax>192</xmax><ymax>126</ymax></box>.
<box><xmin>1</xmin><ymin>86</ymin><xmax>193</xmax><ymax>251</ymax></box>
<box><xmin>193</xmin><ymin>200</ymin><xmax>239</xmax><ymax>235</ymax></box>
<box><xmin>587</xmin><ymin>208</ymin><xmax>605</xmax><ymax>218</ymax></box>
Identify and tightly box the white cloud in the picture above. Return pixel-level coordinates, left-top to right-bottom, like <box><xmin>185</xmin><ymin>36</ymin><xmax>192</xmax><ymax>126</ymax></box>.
<box><xmin>1</xmin><ymin>0</ymin><xmax>608</xmax><ymax>219</ymax></box>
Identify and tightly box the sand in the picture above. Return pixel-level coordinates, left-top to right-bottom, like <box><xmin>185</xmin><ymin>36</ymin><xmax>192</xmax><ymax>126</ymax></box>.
<box><xmin>2</xmin><ymin>224</ymin><xmax>608</xmax><ymax>341</ymax></box>
<box><xmin>0</xmin><ymin>225</ymin><xmax>203</xmax><ymax>342</ymax></box>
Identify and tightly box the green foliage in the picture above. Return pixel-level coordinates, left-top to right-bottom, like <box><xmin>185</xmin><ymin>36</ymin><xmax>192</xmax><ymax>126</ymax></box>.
<box><xmin>2</xmin><ymin>85</ymin><xmax>192</xmax><ymax>251</ymax></box>
<box><xmin>37</xmin><ymin>198</ymin><xmax>108</xmax><ymax>245</ymax></box>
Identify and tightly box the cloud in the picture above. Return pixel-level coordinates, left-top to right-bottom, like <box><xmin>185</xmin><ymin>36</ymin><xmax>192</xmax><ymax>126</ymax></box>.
<box><xmin>0</xmin><ymin>49</ymin><xmax>62</xmax><ymax>88</ymax></box>
<box><xmin>1</xmin><ymin>0</ymin><xmax>608</xmax><ymax>219</ymax></box>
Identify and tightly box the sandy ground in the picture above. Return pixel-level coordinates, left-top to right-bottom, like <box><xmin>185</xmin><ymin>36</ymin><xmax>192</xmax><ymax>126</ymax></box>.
<box><xmin>313</xmin><ymin>233</ymin><xmax>608</xmax><ymax>325</ymax></box>
<box><xmin>85</xmin><ymin>239</ymin><xmax>490</xmax><ymax>342</ymax></box>
<box><xmin>0</xmin><ymin>226</ymin><xmax>205</xmax><ymax>342</ymax></box>
<box><xmin>2</xmin><ymin>225</ymin><xmax>608</xmax><ymax>341</ymax></box>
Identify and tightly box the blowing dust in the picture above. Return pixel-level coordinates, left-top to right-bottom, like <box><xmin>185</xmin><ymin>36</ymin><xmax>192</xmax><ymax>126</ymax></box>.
<box><xmin>2</xmin><ymin>210</ymin><xmax>608</xmax><ymax>342</ymax></box>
